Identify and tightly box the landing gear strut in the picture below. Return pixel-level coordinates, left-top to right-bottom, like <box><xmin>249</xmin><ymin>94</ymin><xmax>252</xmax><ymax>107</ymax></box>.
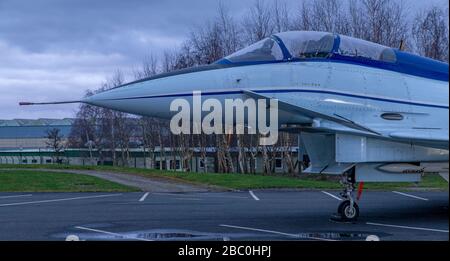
<box><xmin>331</xmin><ymin>168</ymin><xmax>360</xmax><ymax>222</ymax></box>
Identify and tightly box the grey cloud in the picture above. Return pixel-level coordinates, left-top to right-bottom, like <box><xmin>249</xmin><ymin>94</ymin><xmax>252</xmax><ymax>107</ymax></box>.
<box><xmin>0</xmin><ymin>0</ymin><xmax>238</xmax><ymax>55</ymax></box>
<box><xmin>0</xmin><ymin>0</ymin><xmax>446</xmax><ymax>119</ymax></box>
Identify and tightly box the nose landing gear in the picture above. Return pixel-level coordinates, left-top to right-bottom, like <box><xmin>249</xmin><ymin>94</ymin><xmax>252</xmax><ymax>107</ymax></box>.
<box><xmin>337</xmin><ymin>199</ymin><xmax>359</xmax><ymax>221</ymax></box>
<box><xmin>331</xmin><ymin>167</ymin><xmax>361</xmax><ymax>222</ymax></box>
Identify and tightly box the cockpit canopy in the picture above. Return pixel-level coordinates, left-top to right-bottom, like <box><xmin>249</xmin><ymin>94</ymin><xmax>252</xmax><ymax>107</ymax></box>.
<box><xmin>223</xmin><ymin>37</ymin><xmax>284</xmax><ymax>63</ymax></box>
<box><xmin>220</xmin><ymin>31</ymin><xmax>397</xmax><ymax>64</ymax></box>
<box><xmin>277</xmin><ymin>31</ymin><xmax>335</xmax><ymax>59</ymax></box>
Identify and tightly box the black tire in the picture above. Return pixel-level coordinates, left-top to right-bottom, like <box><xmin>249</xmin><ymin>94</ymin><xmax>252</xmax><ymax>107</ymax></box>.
<box><xmin>337</xmin><ymin>200</ymin><xmax>359</xmax><ymax>221</ymax></box>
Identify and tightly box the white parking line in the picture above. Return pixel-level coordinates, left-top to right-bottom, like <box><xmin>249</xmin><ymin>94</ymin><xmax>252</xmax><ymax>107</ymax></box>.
<box><xmin>75</xmin><ymin>226</ymin><xmax>152</xmax><ymax>241</ymax></box>
<box><xmin>249</xmin><ymin>190</ymin><xmax>260</xmax><ymax>201</ymax></box>
<box><xmin>139</xmin><ymin>192</ymin><xmax>149</xmax><ymax>202</ymax></box>
<box><xmin>0</xmin><ymin>194</ymin><xmax>32</xmax><ymax>199</ymax></box>
<box><xmin>0</xmin><ymin>194</ymin><xmax>122</xmax><ymax>207</ymax></box>
<box><xmin>321</xmin><ymin>191</ymin><xmax>342</xmax><ymax>201</ymax></box>
<box><xmin>220</xmin><ymin>224</ymin><xmax>336</xmax><ymax>241</ymax></box>
<box><xmin>366</xmin><ymin>222</ymin><xmax>448</xmax><ymax>233</ymax></box>
<box><xmin>392</xmin><ymin>191</ymin><xmax>429</xmax><ymax>201</ymax></box>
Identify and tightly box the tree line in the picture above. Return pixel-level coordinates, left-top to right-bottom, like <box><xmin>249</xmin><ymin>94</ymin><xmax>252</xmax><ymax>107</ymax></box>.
<box><xmin>68</xmin><ymin>0</ymin><xmax>449</xmax><ymax>174</ymax></box>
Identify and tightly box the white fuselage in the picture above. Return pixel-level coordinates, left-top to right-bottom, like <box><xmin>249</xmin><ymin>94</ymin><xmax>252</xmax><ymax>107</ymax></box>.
<box><xmin>87</xmin><ymin>61</ymin><xmax>448</xmax><ymax>134</ymax></box>
<box><xmin>84</xmin><ymin>61</ymin><xmax>449</xmax><ymax>166</ymax></box>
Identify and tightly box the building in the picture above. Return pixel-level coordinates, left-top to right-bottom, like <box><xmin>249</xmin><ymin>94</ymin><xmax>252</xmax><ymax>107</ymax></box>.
<box><xmin>0</xmin><ymin>119</ymin><xmax>303</xmax><ymax>174</ymax></box>
<box><xmin>0</xmin><ymin>119</ymin><xmax>73</xmax><ymax>149</ymax></box>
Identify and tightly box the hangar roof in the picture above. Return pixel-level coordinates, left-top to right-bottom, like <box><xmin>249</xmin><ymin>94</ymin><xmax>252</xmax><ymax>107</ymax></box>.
<box><xmin>0</xmin><ymin>119</ymin><xmax>74</xmax><ymax>139</ymax></box>
<box><xmin>0</xmin><ymin>118</ymin><xmax>74</xmax><ymax>127</ymax></box>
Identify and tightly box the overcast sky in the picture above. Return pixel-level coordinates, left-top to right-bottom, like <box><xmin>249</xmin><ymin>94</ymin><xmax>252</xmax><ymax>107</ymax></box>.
<box><xmin>0</xmin><ymin>0</ymin><xmax>448</xmax><ymax>120</ymax></box>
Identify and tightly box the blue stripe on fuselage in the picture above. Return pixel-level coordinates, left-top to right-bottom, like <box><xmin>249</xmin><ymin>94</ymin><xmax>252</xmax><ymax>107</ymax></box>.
<box><xmin>107</xmin><ymin>89</ymin><xmax>449</xmax><ymax>109</ymax></box>
<box><xmin>216</xmin><ymin>54</ymin><xmax>449</xmax><ymax>82</ymax></box>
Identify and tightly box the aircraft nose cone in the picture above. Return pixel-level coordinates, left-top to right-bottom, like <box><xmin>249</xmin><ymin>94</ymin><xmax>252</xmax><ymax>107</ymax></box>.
<box><xmin>81</xmin><ymin>65</ymin><xmax>225</xmax><ymax>118</ymax></box>
<box><xmin>81</xmin><ymin>80</ymin><xmax>181</xmax><ymax>119</ymax></box>
<box><xmin>82</xmin><ymin>84</ymin><xmax>150</xmax><ymax>115</ymax></box>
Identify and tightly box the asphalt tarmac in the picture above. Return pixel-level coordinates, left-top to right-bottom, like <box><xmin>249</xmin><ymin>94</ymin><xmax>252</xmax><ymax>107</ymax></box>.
<box><xmin>0</xmin><ymin>190</ymin><xmax>447</xmax><ymax>241</ymax></box>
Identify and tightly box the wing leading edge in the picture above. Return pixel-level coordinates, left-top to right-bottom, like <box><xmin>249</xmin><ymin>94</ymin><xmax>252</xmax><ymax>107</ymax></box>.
<box><xmin>243</xmin><ymin>89</ymin><xmax>381</xmax><ymax>136</ymax></box>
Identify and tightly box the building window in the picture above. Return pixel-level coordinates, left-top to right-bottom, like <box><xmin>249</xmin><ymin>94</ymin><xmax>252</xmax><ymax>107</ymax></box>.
<box><xmin>275</xmin><ymin>158</ymin><xmax>283</xmax><ymax>169</ymax></box>
<box><xmin>46</xmin><ymin>159</ymin><xmax>52</xmax><ymax>164</ymax></box>
<box><xmin>199</xmin><ymin>159</ymin><xmax>205</xmax><ymax>168</ymax></box>
<box><xmin>31</xmin><ymin>159</ymin><xmax>37</xmax><ymax>164</ymax></box>
<box><xmin>155</xmin><ymin>160</ymin><xmax>166</xmax><ymax>170</ymax></box>
<box><xmin>22</xmin><ymin>159</ymin><xmax>28</xmax><ymax>164</ymax></box>
<box><xmin>170</xmin><ymin>160</ymin><xmax>180</xmax><ymax>170</ymax></box>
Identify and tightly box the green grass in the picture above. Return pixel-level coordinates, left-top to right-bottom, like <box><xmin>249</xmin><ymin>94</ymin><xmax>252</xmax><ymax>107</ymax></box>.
<box><xmin>0</xmin><ymin>169</ymin><xmax>137</xmax><ymax>192</ymax></box>
<box><xmin>0</xmin><ymin>164</ymin><xmax>447</xmax><ymax>191</ymax></box>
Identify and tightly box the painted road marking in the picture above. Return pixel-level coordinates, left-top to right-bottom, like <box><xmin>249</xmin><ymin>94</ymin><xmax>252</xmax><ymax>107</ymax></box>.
<box><xmin>321</xmin><ymin>191</ymin><xmax>342</xmax><ymax>201</ymax></box>
<box><xmin>0</xmin><ymin>194</ymin><xmax>32</xmax><ymax>199</ymax></box>
<box><xmin>139</xmin><ymin>192</ymin><xmax>149</xmax><ymax>202</ymax></box>
<box><xmin>392</xmin><ymin>191</ymin><xmax>429</xmax><ymax>201</ymax></box>
<box><xmin>0</xmin><ymin>194</ymin><xmax>122</xmax><ymax>207</ymax></box>
<box><xmin>75</xmin><ymin>226</ymin><xmax>152</xmax><ymax>241</ymax></box>
<box><xmin>249</xmin><ymin>191</ymin><xmax>260</xmax><ymax>201</ymax></box>
<box><xmin>366</xmin><ymin>222</ymin><xmax>448</xmax><ymax>233</ymax></box>
<box><xmin>220</xmin><ymin>224</ymin><xmax>336</xmax><ymax>241</ymax></box>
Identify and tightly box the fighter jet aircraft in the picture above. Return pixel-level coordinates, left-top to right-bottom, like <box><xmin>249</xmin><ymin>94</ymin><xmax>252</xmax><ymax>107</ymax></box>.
<box><xmin>21</xmin><ymin>31</ymin><xmax>449</xmax><ymax>221</ymax></box>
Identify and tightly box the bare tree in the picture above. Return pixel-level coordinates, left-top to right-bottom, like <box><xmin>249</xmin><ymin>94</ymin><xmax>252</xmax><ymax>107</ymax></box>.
<box><xmin>242</xmin><ymin>0</ymin><xmax>274</xmax><ymax>44</ymax></box>
<box><xmin>133</xmin><ymin>53</ymin><xmax>165</xmax><ymax>168</ymax></box>
<box><xmin>279</xmin><ymin>132</ymin><xmax>296</xmax><ymax>175</ymax></box>
<box><xmin>261</xmin><ymin>143</ymin><xmax>272</xmax><ymax>175</ymax></box>
<box><xmin>272</xmin><ymin>0</ymin><xmax>291</xmax><ymax>33</ymax></box>
<box><xmin>189</xmin><ymin>22</ymin><xmax>224</xmax><ymax>65</ymax></box>
<box><xmin>214</xmin><ymin>134</ymin><xmax>235</xmax><ymax>173</ymax></box>
<box><xmin>236</xmin><ymin>134</ymin><xmax>246</xmax><ymax>173</ymax></box>
<box><xmin>91</xmin><ymin>69</ymin><xmax>135</xmax><ymax>167</ymax></box>
<box><xmin>293</xmin><ymin>0</ymin><xmax>409</xmax><ymax>48</ymax></box>
<box><xmin>138</xmin><ymin>117</ymin><xmax>156</xmax><ymax>168</ymax></box>
<box><xmin>294</xmin><ymin>0</ymin><xmax>350</xmax><ymax>35</ymax></box>
<box><xmin>412</xmin><ymin>6</ymin><xmax>449</xmax><ymax>62</ymax></box>
<box><xmin>348</xmin><ymin>0</ymin><xmax>409</xmax><ymax>48</ymax></box>
<box><xmin>244</xmin><ymin>135</ymin><xmax>260</xmax><ymax>174</ymax></box>
<box><xmin>187</xmin><ymin>2</ymin><xmax>243</xmax><ymax>66</ymax></box>
<box><xmin>348</xmin><ymin>0</ymin><xmax>367</xmax><ymax>39</ymax></box>
<box><xmin>197</xmin><ymin>133</ymin><xmax>209</xmax><ymax>173</ymax></box>
<box><xmin>162</xmin><ymin>50</ymin><xmax>177</xmax><ymax>72</ymax></box>
<box><xmin>69</xmin><ymin>89</ymin><xmax>110</xmax><ymax>165</ymax></box>
<box><xmin>133</xmin><ymin>53</ymin><xmax>159</xmax><ymax>80</ymax></box>
<box><xmin>217</xmin><ymin>2</ymin><xmax>242</xmax><ymax>55</ymax></box>
<box><xmin>157</xmin><ymin>121</ymin><xmax>170</xmax><ymax>170</ymax></box>
<box><xmin>180</xmin><ymin>134</ymin><xmax>195</xmax><ymax>172</ymax></box>
<box><xmin>46</xmin><ymin>128</ymin><xmax>65</xmax><ymax>164</ymax></box>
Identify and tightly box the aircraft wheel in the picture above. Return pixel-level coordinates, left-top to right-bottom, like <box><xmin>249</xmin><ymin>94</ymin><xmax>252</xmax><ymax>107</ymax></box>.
<box><xmin>338</xmin><ymin>200</ymin><xmax>359</xmax><ymax>221</ymax></box>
